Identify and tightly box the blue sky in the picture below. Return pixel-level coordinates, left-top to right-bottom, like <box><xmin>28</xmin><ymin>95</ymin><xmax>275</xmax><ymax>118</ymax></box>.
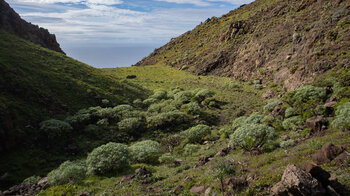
<box><xmin>7</xmin><ymin>0</ymin><xmax>254</xmax><ymax>67</ymax></box>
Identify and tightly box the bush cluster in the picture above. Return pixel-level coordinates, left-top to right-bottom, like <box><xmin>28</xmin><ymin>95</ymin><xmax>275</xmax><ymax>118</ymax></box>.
<box><xmin>86</xmin><ymin>142</ymin><xmax>130</xmax><ymax>175</ymax></box>
<box><xmin>40</xmin><ymin>119</ymin><xmax>73</xmax><ymax>139</ymax></box>
<box><xmin>332</xmin><ymin>102</ymin><xmax>350</xmax><ymax>131</ymax></box>
<box><xmin>181</xmin><ymin>124</ymin><xmax>211</xmax><ymax>144</ymax></box>
<box><xmin>47</xmin><ymin>160</ymin><xmax>86</xmax><ymax>185</ymax></box>
<box><xmin>263</xmin><ymin>99</ymin><xmax>281</xmax><ymax>114</ymax></box>
<box><xmin>129</xmin><ymin>140</ymin><xmax>162</xmax><ymax>164</ymax></box>
<box><xmin>282</xmin><ymin>116</ymin><xmax>304</xmax><ymax>131</ymax></box>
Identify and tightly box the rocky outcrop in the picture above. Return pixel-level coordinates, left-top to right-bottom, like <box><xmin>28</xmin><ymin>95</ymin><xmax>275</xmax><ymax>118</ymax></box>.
<box><xmin>0</xmin><ymin>0</ymin><xmax>65</xmax><ymax>54</ymax></box>
<box><xmin>271</xmin><ymin>164</ymin><xmax>326</xmax><ymax>195</ymax></box>
<box><xmin>2</xmin><ymin>177</ymin><xmax>49</xmax><ymax>196</ymax></box>
<box><xmin>311</xmin><ymin>143</ymin><xmax>344</xmax><ymax>165</ymax></box>
<box><xmin>305</xmin><ymin>116</ymin><xmax>328</xmax><ymax>134</ymax></box>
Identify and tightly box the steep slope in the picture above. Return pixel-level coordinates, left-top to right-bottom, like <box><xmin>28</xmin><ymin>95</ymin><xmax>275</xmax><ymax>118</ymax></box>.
<box><xmin>0</xmin><ymin>0</ymin><xmax>64</xmax><ymax>53</ymax></box>
<box><xmin>136</xmin><ymin>0</ymin><xmax>350</xmax><ymax>91</ymax></box>
<box><xmin>0</xmin><ymin>30</ymin><xmax>148</xmax><ymax>153</ymax></box>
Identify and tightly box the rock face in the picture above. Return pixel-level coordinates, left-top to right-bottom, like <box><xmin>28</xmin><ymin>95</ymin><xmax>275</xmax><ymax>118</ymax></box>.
<box><xmin>0</xmin><ymin>0</ymin><xmax>65</xmax><ymax>54</ymax></box>
<box><xmin>2</xmin><ymin>177</ymin><xmax>49</xmax><ymax>196</ymax></box>
<box><xmin>311</xmin><ymin>143</ymin><xmax>344</xmax><ymax>165</ymax></box>
<box><xmin>271</xmin><ymin>164</ymin><xmax>326</xmax><ymax>195</ymax></box>
<box><xmin>305</xmin><ymin>116</ymin><xmax>328</xmax><ymax>133</ymax></box>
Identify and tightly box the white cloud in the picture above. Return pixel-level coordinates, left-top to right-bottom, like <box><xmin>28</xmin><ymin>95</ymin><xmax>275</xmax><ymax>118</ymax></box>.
<box><xmin>8</xmin><ymin>0</ymin><xmax>123</xmax><ymax>5</ymax></box>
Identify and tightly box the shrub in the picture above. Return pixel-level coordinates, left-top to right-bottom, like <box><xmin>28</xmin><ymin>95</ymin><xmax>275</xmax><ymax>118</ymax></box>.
<box><xmin>146</xmin><ymin>111</ymin><xmax>188</xmax><ymax>130</ymax></box>
<box><xmin>160</xmin><ymin>134</ymin><xmax>184</xmax><ymax>152</ymax></box>
<box><xmin>150</xmin><ymin>90</ymin><xmax>168</xmax><ymax>100</ymax></box>
<box><xmin>192</xmin><ymin>89</ymin><xmax>215</xmax><ymax>103</ymax></box>
<box><xmin>96</xmin><ymin>118</ymin><xmax>109</xmax><ymax>127</ymax></box>
<box><xmin>182</xmin><ymin>124</ymin><xmax>211</xmax><ymax>144</ymax></box>
<box><xmin>285</xmin><ymin>107</ymin><xmax>297</xmax><ymax>118</ymax></box>
<box><xmin>173</xmin><ymin>91</ymin><xmax>193</xmax><ymax>106</ymax></box>
<box><xmin>159</xmin><ymin>153</ymin><xmax>175</xmax><ymax>164</ymax></box>
<box><xmin>148</xmin><ymin>100</ymin><xmax>176</xmax><ymax>114</ymax></box>
<box><xmin>84</xmin><ymin>124</ymin><xmax>100</xmax><ymax>137</ymax></box>
<box><xmin>229</xmin><ymin>124</ymin><xmax>276</xmax><ymax>151</ymax></box>
<box><xmin>129</xmin><ymin>140</ymin><xmax>162</xmax><ymax>164</ymax></box>
<box><xmin>143</xmin><ymin>98</ymin><xmax>158</xmax><ymax>106</ymax></box>
<box><xmin>133</xmin><ymin>99</ymin><xmax>144</xmax><ymax>108</ymax></box>
<box><xmin>213</xmin><ymin>160</ymin><xmax>236</xmax><ymax>194</ymax></box>
<box><xmin>47</xmin><ymin>160</ymin><xmax>86</xmax><ymax>185</ymax></box>
<box><xmin>280</xmin><ymin>140</ymin><xmax>294</xmax><ymax>148</ymax></box>
<box><xmin>263</xmin><ymin>99</ymin><xmax>281</xmax><ymax>113</ymax></box>
<box><xmin>282</xmin><ymin>116</ymin><xmax>304</xmax><ymax>131</ymax></box>
<box><xmin>232</xmin><ymin>116</ymin><xmax>247</xmax><ymax>130</ymax></box>
<box><xmin>332</xmin><ymin>102</ymin><xmax>350</xmax><ymax>131</ymax></box>
<box><xmin>40</xmin><ymin>119</ymin><xmax>73</xmax><ymax>139</ymax></box>
<box><xmin>218</xmin><ymin>126</ymin><xmax>233</xmax><ymax>139</ymax></box>
<box><xmin>261</xmin><ymin>115</ymin><xmax>275</xmax><ymax>126</ymax></box>
<box><xmin>86</xmin><ymin>142</ymin><xmax>130</xmax><ymax>175</ymax></box>
<box><xmin>284</xmin><ymin>85</ymin><xmax>327</xmax><ymax>106</ymax></box>
<box><xmin>184</xmin><ymin>144</ymin><xmax>199</xmax><ymax>156</ymax></box>
<box><xmin>228</xmin><ymin>81</ymin><xmax>241</xmax><ymax>89</ymax></box>
<box><xmin>245</xmin><ymin>113</ymin><xmax>264</xmax><ymax>124</ymax></box>
<box><xmin>182</xmin><ymin>102</ymin><xmax>201</xmax><ymax>115</ymax></box>
<box><xmin>118</xmin><ymin>117</ymin><xmax>143</xmax><ymax>133</ymax></box>
<box><xmin>23</xmin><ymin>176</ymin><xmax>41</xmax><ymax>185</ymax></box>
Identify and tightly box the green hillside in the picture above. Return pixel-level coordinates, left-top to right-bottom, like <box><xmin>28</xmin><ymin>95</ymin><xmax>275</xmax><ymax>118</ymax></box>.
<box><xmin>136</xmin><ymin>0</ymin><xmax>350</xmax><ymax>91</ymax></box>
<box><xmin>0</xmin><ymin>30</ymin><xmax>148</xmax><ymax>189</ymax></box>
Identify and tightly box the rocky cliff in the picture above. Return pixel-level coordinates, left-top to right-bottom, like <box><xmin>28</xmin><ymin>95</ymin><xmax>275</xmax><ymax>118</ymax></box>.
<box><xmin>0</xmin><ymin>0</ymin><xmax>65</xmax><ymax>54</ymax></box>
<box><xmin>136</xmin><ymin>0</ymin><xmax>350</xmax><ymax>91</ymax></box>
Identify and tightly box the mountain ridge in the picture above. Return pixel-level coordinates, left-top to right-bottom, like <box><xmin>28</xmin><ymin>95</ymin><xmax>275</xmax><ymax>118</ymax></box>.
<box><xmin>0</xmin><ymin>0</ymin><xmax>65</xmax><ymax>54</ymax></box>
<box><xmin>136</xmin><ymin>0</ymin><xmax>350</xmax><ymax>91</ymax></box>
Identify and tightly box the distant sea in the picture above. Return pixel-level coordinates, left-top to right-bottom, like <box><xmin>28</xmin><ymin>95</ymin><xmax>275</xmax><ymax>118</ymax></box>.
<box><xmin>62</xmin><ymin>45</ymin><xmax>159</xmax><ymax>68</ymax></box>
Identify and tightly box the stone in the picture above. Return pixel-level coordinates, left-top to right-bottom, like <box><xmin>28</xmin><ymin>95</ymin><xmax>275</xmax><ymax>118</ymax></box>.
<box><xmin>224</xmin><ymin>176</ymin><xmax>248</xmax><ymax>192</ymax></box>
<box><xmin>281</xmin><ymin>135</ymin><xmax>290</xmax><ymax>141</ymax></box>
<box><xmin>272</xmin><ymin>102</ymin><xmax>286</xmax><ymax>117</ymax></box>
<box><xmin>334</xmin><ymin>152</ymin><xmax>350</xmax><ymax>166</ymax></box>
<box><xmin>271</xmin><ymin>164</ymin><xmax>326</xmax><ymax>195</ymax></box>
<box><xmin>126</xmin><ymin>75</ymin><xmax>137</xmax><ymax>79</ymax></box>
<box><xmin>189</xmin><ymin>186</ymin><xmax>206</xmax><ymax>194</ymax></box>
<box><xmin>302</xmin><ymin>162</ymin><xmax>330</xmax><ymax>186</ymax></box>
<box><xmin>174</xmin><ymin>185</ymin><xmax>184</xmax><ymax>193</ymax></box>
<box><xmin>305</xmin><ymin>116</ymin><xmax>328</xmax><ymax>133</ymax></box>
<box><xmin>194</xmin><ymin>156</ymin><xmax>210</xmax><ymax>168</ymax></box>
<box><xmin>204</xmin><ymin>187</ymin><xmax>212</xmax><ymax>196</ymax></box>
<box><xmin>311</xmin><ymin>143</ymin><xmax>344</xmax><ymax>165</ymax></box>
<box><xmin>215</xmin><ymin>147</ymin><xmax>231</xmax><ymax>157</ymax></box>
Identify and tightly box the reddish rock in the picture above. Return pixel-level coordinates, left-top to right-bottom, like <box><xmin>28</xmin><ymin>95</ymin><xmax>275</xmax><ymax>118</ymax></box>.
<box><xmin>189</xmin><ymin>186</ymin><xmax>206</xmax><ymax>194</ymax></box>
<box><xmin>272</xmin><ymin>102</ymin><xmax>286</xmax><ymax>117</ymax></box>
<box><xmin>224</xmin><ymin>176</ymin><xmax>248</xmax><ymax>192</ymax></box>
<box><xmin>334</xmin><ymin>152</ymin><xmax>350</xmax><ymax>166</ymax></box>
<box><xmin>311</xmin><ymin>143</ymin><xmax>344</xmax><ymax>165</ymax></box>
<box><xmin>194</xmin><ymin>157</ymin><xmax>210</xmax><ymax>168</ymax></box>
<box><xmin>305</xmin><ymin>116</ymin><xmax>328</xmax><ymax>133</ymax></box>
<box><xmin>215</xmin><ymin>147</ymin><xmax>231</xmax><ymax>157</ymax></box>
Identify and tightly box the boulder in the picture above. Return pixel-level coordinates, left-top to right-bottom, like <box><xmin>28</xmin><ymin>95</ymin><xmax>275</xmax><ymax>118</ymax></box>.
<box><xmin>305</xmin><ymin>116</ymin><xmax>328</xmax><ymax>133</ymax></box>
<box><xmin>215</xmin><ymin>147</ymin><xmax>231</xmax><ymax>157</ymax></box>
<box><xmin>189</xmin><ymin>186</ymin><xmax>206</xmax><ymax>194</ymax></box>
<box><xmin>224</xmin><ymin>176</ymin><xmax>248</xmax><ymax>192</ymax></box>
<box><xmin>311</xmin><ymin>143</ymin><xmax>344</xmax><ymax>165</ymax></box>
<box><xmin>272</xmin><ymin>102</ymin><xmax>286</xmax><ymax>117</ymax></box>
<box><xmin>194</xmin><ymin>156</ymin><xmax>210</xmax><ymax>168</ymax></box>
<box><xmin>302</xmin><ymin>162</ymin><xmax>330</xmax><ymax>186</ymax></box>
<box><xmin>334</xmin><ymin>152</ymin><xmax>350</xmax><ymax>166</ymax></box>
<box><xmin>271</xmin><ymin>164</ymin><xmax>326</xmax><ymax>195</ymax></box>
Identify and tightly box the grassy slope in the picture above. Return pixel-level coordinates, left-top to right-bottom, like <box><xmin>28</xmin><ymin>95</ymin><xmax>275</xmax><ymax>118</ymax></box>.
<box><xmin>0</xmin><ymin>30</ymin><xmax>148</xmax><ymax>189</ymax></box>
<box><xmin>136</xmin><ymin>0</ymin><xmax>350</xmax><ymax>89</ymax></box>
<box><xmin>39</xmin><ymin>65</ymin><xmax>350</xmax><ymax>196</ymax></box>
<box><xmin>0</xmin><ymin>30</ymin><xmax>147</xmax><ymax>135</ymax></box>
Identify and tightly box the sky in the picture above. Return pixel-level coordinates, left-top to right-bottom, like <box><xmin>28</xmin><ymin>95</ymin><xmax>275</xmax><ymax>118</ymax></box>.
<box><xmin>7</xmin><ymin>0</ymin><xmax>254</xmax><ymax>68</ymax></box>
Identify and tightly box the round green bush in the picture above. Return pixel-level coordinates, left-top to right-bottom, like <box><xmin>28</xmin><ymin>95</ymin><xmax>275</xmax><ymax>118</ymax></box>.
<box><xmin>129</xmin><ymin>140</ymin><xmax>162</xmax><ymax>164</ymax></box>
<box><xmin>150</xmin><ymin>90</ymin><xmax>168</xmax><ymax>100</ymax></box>
<box><xmin>182</xmin><ymin>102</ymin><xmax>201</xmax><ymax>115</ymax></box>
<box><xmin>118</xmin><ymin>117</ymin><xmax>143</xmax><ymax>133</ymax></box>
<box><xmin>244</xmin><ymin>113</ymin><xmax>264</xmax><ymax>124</ymax></box>
<box><xmin>184</xmin><ymin>144</ymin><xmax>199</xmax><ymax>156</ymax></box>
<box><xmin>229</xmin><ymin>123</ymin><xmax>276</xmax><ymax>151</ymax></box>
<box><xmin>86</xmin><ymin>142</ymin><xmax>130</xmax><ymax>175</ymax></box>
<box><xmin>285</xmin><ymin>107</ymin><xmax>297</xmax><ymax>118</ymax></box>
<box><xmin>282</xmin><ymin>116</ymin><xmax>304</xmax><ymax>131</ymax></box>
<box><xmin>280</xmin><ymin>140</ymin><xmax>294</xmax><ymax>149</ymax></box>
<box><xmin>159</xmin><ymin>153</ymin><xmax>175</xmax><ymax>164</ymax></box>
<box><xmin>263</xmin><ymin>99</ymin><xmax>281</xmax><ymax>113</ymax></box>
<box><xmin>47</xmin><ymin>160</ymin><xmax>86</xmax><ymax>185</ymax></box>
<box><xmin>284</xmin><ymin>85</ymin><xmax>327</xmax><ymax>105</ymax></box>
<box><xmin>182</xmin><ymin>124</ymin><xmax>211</xmax><ymax>144</ymax></box>
<box><xmin>332</xmin><ymin>102</ymin><xmax>350</xmax><ymax>131</ymax></box>
<box><xmin>146</xmin><ymin>111</ymin><xmax>188</xmax><ymax>129</ymax></box>
<box><xmin>40</xmin><ymin>119</ymin><xmax>73</xmax><ymax>139</ymax></box>
<box><xmin>232</xmin><ymin>116</ymin><xmax>247</xmax><ymax>130</ymax></box>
